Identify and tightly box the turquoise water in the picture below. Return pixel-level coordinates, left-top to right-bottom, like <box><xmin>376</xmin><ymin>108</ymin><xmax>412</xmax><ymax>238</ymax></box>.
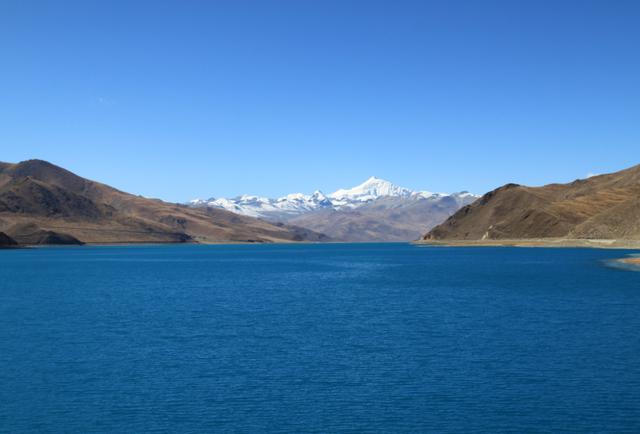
<box><xmin>1</xmin><ymin>243</ymin><xmax>639</xmax><ymax>433</ymax></box>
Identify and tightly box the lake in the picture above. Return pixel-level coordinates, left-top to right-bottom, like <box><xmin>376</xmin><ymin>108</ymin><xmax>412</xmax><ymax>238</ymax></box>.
<box><xmin>1</xmin><ymin>243</ymin><xmax>639</xmax><ymax>433</ymax></box>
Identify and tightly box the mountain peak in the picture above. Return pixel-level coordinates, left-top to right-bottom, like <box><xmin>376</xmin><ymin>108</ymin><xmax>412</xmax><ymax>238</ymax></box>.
<box><xmin>329</xmin><ymin>177</ymin><xmax>412</xmax><ymax>201</ymax></box>
<box><xmin>4</xmin><ymin>159</ymin><xmax>90</xmax><ymax>193</ymax></box>
<box><xmin>311</xmin><ymin>190</ymin><xmax>328</xmax><ymax>200</ymax></box>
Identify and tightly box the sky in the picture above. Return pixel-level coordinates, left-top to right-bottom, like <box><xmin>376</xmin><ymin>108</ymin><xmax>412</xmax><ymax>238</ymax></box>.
<box><xmin>1</xmin><ymin>0</ymin><xmax>639</xmax><ymax>202</ymax></box>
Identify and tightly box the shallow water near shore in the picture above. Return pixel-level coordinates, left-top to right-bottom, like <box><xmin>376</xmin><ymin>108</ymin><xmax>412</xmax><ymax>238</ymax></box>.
<box><xmin>604</xmin><ymin>254</ymin><xmax>640</xmax><ymax>272</ymax></box>
<box><xmin>1</xmin><ymin>243</ymin><xmax>640</xmax><ymax>433</ymax></box>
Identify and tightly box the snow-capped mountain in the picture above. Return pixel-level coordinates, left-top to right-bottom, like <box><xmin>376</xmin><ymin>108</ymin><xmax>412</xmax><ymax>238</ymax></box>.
<box><xmin>190</xmin><ymin>190</ymin><xmax>333</xmax><ymax>219</ymax></box>
<box><xmin>189</xmin><ymin>177</ymin><xmax>477</xmax><ymax>223</ymax></box>
<box><xmin>329</xmin><ymin>176</ymin><xmax>413</xmax><ymax>205</ymax></box>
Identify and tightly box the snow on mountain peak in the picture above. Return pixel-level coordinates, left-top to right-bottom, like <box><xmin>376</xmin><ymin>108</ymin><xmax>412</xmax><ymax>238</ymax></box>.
<box><xmin>189</xmin><ymin>177</ymin><xmax>478</xmax><ymax>220</ymax></box>
<box><xmin>329</xmin><ymin>177</ymin><xmax>412</xmax><ymax>202</ymax></box>
<box><xmin>311</xmin><ymin>190</ymin><xmax>327</xmax><ymax>198</ymax></box>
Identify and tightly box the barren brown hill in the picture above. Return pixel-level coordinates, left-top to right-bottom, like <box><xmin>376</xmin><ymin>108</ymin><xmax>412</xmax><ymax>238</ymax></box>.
<box><xmin>424</xmin><ymin>164</ymin><xmax>640</xmax><ymax>242</ymax></box>
<box><xmin>0</xmin><ymin>159</ymin><xmax>326</xmax><ymax>244</ymax></box>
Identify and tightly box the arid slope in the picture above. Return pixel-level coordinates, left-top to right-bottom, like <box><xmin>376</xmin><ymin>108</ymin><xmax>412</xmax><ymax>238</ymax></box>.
<box><xmin>0</xmin><ymin>159</ymin><xmax>325</xmax><ymax>244</ymax></box>
<box><xmin>424</xmin><ymin>164</ymin><xmax>640</xmax><ymax>242</ymax></box>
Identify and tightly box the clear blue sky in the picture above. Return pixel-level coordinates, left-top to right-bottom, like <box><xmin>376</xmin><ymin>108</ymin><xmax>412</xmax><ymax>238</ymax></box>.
<box><xmin>2</xmin><ymin>0</ymin><xmax>639</xmax><ymax>202</ymax></box>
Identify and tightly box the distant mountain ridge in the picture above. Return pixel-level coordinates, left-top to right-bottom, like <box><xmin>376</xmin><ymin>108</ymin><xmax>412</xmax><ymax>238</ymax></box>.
<box><xmin>191</xmin><ymin>176</ymin><xmax>475</xmax><ymax>219</ymax></box>
<box><xmin>424</xmin><ymin>163</ymin><xmax>640</xmax><ymax>244</ymax></box>
<box><xmin>192</xmin><ymin>190</ymin><xmax>333</xmax><ymax>219</ymax></box>
<box><xmin>191</xmin><ymin>177</ymin><xmax>478</xmax><ymax>241</ymax></box>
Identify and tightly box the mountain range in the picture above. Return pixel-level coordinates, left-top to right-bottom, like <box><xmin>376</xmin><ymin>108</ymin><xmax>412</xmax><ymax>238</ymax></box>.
<box><xmin>424</xmin><ymin>163</ymin><xmax>640</xmax><ymax>246</ymax></box>
<box><xmin>190</xmin><ymin>177</ymin><xmax>478</xmax><ymax>241</ymax></box>
<box><xmin>0</xmin><ymin>160</ymin><xmax>327</xmax><ymax>245</ymax></box>
<box><xmin>4</xmin><ymin>158</ymin><xmax>639</xmax><ymax>247</ymax></box>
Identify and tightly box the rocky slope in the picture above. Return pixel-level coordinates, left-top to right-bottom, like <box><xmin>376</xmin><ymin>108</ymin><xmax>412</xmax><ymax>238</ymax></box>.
<box><xmin>0</xmin><ymin>159</ymin><xmax>325</xmax><ymax>244</ymax></box>
<box><xmin>424</xmin><ymin>164</ymin><xmax>640</xmax><ymax>242</ymax></box>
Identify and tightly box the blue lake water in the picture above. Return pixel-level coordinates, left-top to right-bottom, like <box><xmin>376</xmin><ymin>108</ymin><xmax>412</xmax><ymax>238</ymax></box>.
<box><xmin>1</xmin><ymin>243</ymin><xmax>640</xmax><ymax>433</ymax></box>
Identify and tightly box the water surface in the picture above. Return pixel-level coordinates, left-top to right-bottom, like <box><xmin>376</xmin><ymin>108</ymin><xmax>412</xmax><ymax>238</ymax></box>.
<box><xmin>1</xmin><ymin>244</ymin><xmax>639</xmax><ymax>433</ymax></box>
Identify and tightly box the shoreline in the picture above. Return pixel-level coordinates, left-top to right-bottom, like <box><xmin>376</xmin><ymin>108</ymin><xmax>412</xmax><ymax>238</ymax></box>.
<box><xmin>416</xmin><ymin>238</ymin><xmax>640</xmax><ymax>250</ymax></box>
<box><xmin>6</xmin><ymin>239</ymin><xmax>640</xmax><ymax>250</ymax></box>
